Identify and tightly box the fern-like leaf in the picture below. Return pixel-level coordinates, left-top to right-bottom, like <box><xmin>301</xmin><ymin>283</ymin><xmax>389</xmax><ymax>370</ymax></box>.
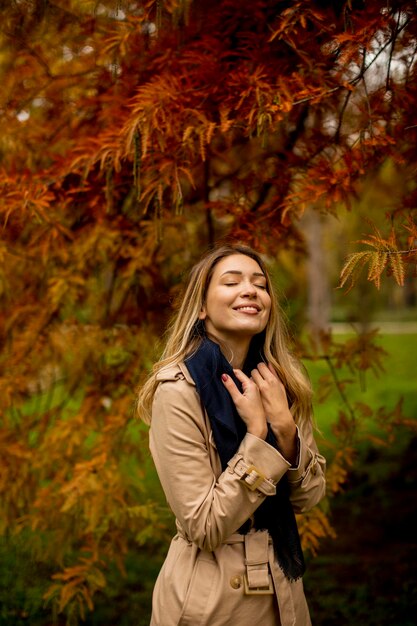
<box><xmin>367</xmin><ymin>250</ymin><xmax>388</xmax><ymax>289</ymax></box>
<box><xmin>389</xmin><ymin>251</ymin><xmax>405</xmax><ymax>286</ymax></box>
<box><xmin>339</xmin><ymin>251</ymin><xmax>372</xmax><ymax>290</ymax></box>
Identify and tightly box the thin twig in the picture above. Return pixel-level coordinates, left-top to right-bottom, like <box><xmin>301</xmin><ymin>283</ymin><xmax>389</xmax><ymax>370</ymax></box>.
<box><xmin>324</xmin><ymin>355</ymin><xmax>357</xmax><ymax>433</ymax></box>
<box><xmin>293</xmin><ymin>15</ymin><xmax>412</xmax><ymax>110</ymax></box>
<box><xmin>386</xmin><ymin>10</ymin><xmax>401</xmax><ymax>92</ymax></box>
<box><xmin>334</xmin><ymin>89</ymin><xmax>352</xmax><ymax>142</ymax></box>
<box><xmin>351</xmin><ymin>16</ymin><xmax>412</xmax><ymax>85</ymax></box>
<box><xmin>360</xmin><ymin>47</ymin><xmax>373</xmax><ymax>137</ymax></box>
<box><xmin>384</xmin><ymin>248</ymin><xmax>417</xmax><ymax>255</ymax></box>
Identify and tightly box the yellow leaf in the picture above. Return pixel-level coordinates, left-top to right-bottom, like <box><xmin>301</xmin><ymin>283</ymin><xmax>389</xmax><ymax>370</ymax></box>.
<box><xmin>389</xmin><ymin>252</ymin><xmax>405</xmax><ymax>286</ymax></box>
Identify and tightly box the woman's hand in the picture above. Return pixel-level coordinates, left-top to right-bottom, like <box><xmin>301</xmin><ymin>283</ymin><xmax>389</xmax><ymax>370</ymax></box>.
<box><xmin>221</xmin><ymin>369</ymin><xmax>268</xmax><ymax>439</ymax></box>
<box><xmin>251</xmin><ymin>363</ymin><xmax>298</xmax><ymax>465</ymax></box>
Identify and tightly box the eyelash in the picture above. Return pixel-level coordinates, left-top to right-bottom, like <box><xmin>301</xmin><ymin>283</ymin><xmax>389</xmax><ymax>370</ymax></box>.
<box><xmin>225</xmin><ymin>283</ymin><xmax>267</xmax><ymax>290</ymax></box>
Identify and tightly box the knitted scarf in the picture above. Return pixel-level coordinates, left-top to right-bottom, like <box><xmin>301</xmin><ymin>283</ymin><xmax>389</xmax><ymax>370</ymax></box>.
<box><xmin>185</xmin><ymin>334</ymin><xmax>305</xmax><ymax>581</ymax></box>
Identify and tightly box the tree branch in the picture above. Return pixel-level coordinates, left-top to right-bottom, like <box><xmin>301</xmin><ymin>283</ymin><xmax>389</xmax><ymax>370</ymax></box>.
<box><xmin>293</xmin><ymin>15</ymin><xmax>413</xmax><ymax>111</ymax></box>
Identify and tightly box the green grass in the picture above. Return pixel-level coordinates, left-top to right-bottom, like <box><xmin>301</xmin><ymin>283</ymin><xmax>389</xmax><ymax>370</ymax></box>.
<box><xmin>304</xmin><ymin>333</ymin><xmax>417</xmax><ymax>443</ymax></box>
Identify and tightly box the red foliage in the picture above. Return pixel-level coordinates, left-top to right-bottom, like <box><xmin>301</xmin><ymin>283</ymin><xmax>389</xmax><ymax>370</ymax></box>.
<box><xmin>0</xmin><ymin>0</ymin><xmax>416</xmax><ymax>620</ymax></box>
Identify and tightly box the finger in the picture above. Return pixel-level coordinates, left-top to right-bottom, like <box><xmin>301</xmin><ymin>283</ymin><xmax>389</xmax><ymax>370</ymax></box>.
<box><xmin>233</xmin><ymin>368</ymin><xmax>256</xmax><ymax>394</ymax></box>
<box><xmin>251</xmin><ymin>368</ymin><xmax>264</xmax><ymax>387</ymax></box>
<box><xmin>221</xmin><ymin>373</ymin><xmax>242</xmax><ymax>403</ymax></box>
<box><xmin>256</xmin><ymin>362</ymin><xmax>273</xmax><ymax>380</ymax></box>
<box><xmin>232</xmin><ymin>368</ymin><xmax>251</xmax><ymax>385</ymax></box>
<box><xmin>267</xmin><ymin>362</ymin><xmax>279</xmax><ymax>379</ymax></box>
<box><xmin>266</xmin><ymin>363</ymin><xmax>286</xmax><ymax>392</ymax></box>
<box><xmin>256</xmin><ymin>362</ymin><xmax>278</xmax><ymax>384</ymax></box>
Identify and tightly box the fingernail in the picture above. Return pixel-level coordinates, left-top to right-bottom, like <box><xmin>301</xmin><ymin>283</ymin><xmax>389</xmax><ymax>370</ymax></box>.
<box><xmin>221</xmin><ymin>374</ymin><xmax>228</xmax><ymax>382</ymax></box>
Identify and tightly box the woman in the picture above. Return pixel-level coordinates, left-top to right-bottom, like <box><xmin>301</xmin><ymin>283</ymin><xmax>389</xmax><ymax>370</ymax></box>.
<box><xmin>138</xmin><ymin>244</ymin><xmax>326</xmax><ymax>626</ymax></box>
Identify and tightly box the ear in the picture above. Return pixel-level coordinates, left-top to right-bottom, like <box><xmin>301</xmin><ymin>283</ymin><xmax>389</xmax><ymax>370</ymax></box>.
<box><xmin>198</xmin><ymin>306</ymin><xmax>207</xmax><ymax>320</ymax></box>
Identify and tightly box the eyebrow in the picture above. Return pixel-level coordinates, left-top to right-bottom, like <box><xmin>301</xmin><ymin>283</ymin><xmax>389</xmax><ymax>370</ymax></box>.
<box><xmin>220</xmin><ymin>270</ymin><xmax>265</xmax><ymax>278</ymax></box>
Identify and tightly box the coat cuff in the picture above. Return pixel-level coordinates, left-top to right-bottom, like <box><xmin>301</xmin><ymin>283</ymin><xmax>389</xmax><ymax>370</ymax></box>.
<box><xmin>234</xmin><ymin>433</ymin><xmax>291</xmax><ymax>483</ymax></box>
<box><xmin>286</xmin><ymin>427</ymin><xmax>314</xmax><ymax>484</ymax></box>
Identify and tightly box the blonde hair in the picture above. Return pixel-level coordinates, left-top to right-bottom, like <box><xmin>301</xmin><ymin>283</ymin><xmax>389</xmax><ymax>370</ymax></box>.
<box><xmin>137</xmin><ymin>244</ymin><xmax>312</xmax><ymax>425</ymax></box>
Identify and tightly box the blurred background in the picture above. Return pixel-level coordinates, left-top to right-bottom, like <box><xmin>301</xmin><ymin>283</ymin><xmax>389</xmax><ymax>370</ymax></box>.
<box><xmin>0</xmin><ymin>1</ymin><xmax>416</xmax><ymax>624</ymax></box>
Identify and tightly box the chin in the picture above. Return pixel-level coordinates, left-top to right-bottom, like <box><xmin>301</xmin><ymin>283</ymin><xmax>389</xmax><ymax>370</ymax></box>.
<box><xmin>235</xmin><ymin>324</ymin><xmax>264</xmax><ymax>336</ymax></box>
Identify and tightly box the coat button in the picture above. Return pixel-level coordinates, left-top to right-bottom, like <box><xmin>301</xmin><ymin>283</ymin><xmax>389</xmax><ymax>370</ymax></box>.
<box><xmin>230</xmin><ymin>575</ymin><xmax>242</xmax><ymax>589</ymax></box>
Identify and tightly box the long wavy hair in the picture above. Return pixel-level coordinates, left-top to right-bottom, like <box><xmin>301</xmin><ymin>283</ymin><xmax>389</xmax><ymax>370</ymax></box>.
<box><xmin>137</xmin><ymin>244</ymin><xmax>312</xmax><ymax>425</ymax></box>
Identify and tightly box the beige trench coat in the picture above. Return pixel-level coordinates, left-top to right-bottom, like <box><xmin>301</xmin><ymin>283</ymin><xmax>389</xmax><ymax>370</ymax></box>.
<box><xmin>149</xmin><ymin>362</ymin><xmax>326</xmax><ymax>626</ymax></box>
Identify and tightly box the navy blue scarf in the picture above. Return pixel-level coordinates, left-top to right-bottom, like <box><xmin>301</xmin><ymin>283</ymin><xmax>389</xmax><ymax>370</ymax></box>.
<box><xmin>185</xmin><ymin>334</ymin><xmax>305</xmax><ymax>581</ymax></box>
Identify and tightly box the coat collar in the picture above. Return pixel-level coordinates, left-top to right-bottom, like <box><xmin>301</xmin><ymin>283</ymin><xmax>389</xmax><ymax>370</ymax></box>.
<box><xmin>155</xmin><ymin>362</ymin><xmax>196</xmax><ymax>386</ymax></box>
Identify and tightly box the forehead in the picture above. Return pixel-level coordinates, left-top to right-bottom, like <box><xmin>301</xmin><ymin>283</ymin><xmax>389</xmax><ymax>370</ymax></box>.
<box><xmin>211</xmin><ymin>253</ymin><xmax>264</xmax><ymax>278</ymax></box>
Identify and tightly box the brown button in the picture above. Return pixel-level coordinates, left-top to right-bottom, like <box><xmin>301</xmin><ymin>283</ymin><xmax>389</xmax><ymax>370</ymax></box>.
<box><xmin>230</xmin><ymin>575</ymin><xmax>242</xmax><ymax>589</ymax></box>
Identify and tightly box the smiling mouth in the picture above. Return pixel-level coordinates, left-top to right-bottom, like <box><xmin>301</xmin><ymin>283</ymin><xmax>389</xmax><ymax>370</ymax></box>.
<box><xmin>234</xmin><ymin>305</ymin><xmax>261</xmax><ymax>313</ymax></box>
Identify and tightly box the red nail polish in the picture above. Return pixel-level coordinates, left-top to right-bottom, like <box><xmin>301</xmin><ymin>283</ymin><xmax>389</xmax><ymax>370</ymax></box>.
<box><xmin>221</xmin><ymin>374</ymin><xmax>228</xmax><ymax>381</ymax></box>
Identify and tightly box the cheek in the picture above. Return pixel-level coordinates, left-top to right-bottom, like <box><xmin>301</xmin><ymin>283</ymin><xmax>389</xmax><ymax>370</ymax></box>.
<box><xmin>202</xmin><ymin>287</ymin><xmax>226</xmax><ymax>315</ymax></box>
<box><xmin>264</xmin><ymin>292</ymin><xmax>272</xmax><ymax>308</ymax></box>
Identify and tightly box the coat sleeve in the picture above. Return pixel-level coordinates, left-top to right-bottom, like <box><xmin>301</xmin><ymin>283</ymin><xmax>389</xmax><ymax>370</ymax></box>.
<box><xmin>149</xmin><ymin>378</ymin><xmax>292</xmax><ymax>551</ymax></box>
<box><xmin>287</xmin><ymin>416</ymin><xmax>326</xmax><ymax>513</ymax></box>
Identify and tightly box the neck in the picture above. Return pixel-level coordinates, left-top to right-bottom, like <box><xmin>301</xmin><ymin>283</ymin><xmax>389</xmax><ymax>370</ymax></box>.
<box><xmin>207</xmin><ymin>334</ymin><xmax>250</xmax><ymax>369</ymax></box>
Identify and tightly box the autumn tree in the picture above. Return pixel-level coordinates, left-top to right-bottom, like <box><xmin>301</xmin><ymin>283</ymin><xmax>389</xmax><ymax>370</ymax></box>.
<box><xmin>1</xmin><ymin>0</ymin><xmax>416</xmax><ymax>621</ymax></box>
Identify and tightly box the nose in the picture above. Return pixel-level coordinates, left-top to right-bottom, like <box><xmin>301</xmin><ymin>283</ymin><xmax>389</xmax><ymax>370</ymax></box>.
<box><xmin>240</xmin><ymin>280</ymin><xmax>257</xmax><ymax>298</ymax></box>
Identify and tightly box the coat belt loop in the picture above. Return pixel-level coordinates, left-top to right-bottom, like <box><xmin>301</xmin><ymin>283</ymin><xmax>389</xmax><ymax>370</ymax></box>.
<box><xmin>243</xmin><ymin>531</ymin><xmax>274</xmax><ymax>594</ymax></box>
